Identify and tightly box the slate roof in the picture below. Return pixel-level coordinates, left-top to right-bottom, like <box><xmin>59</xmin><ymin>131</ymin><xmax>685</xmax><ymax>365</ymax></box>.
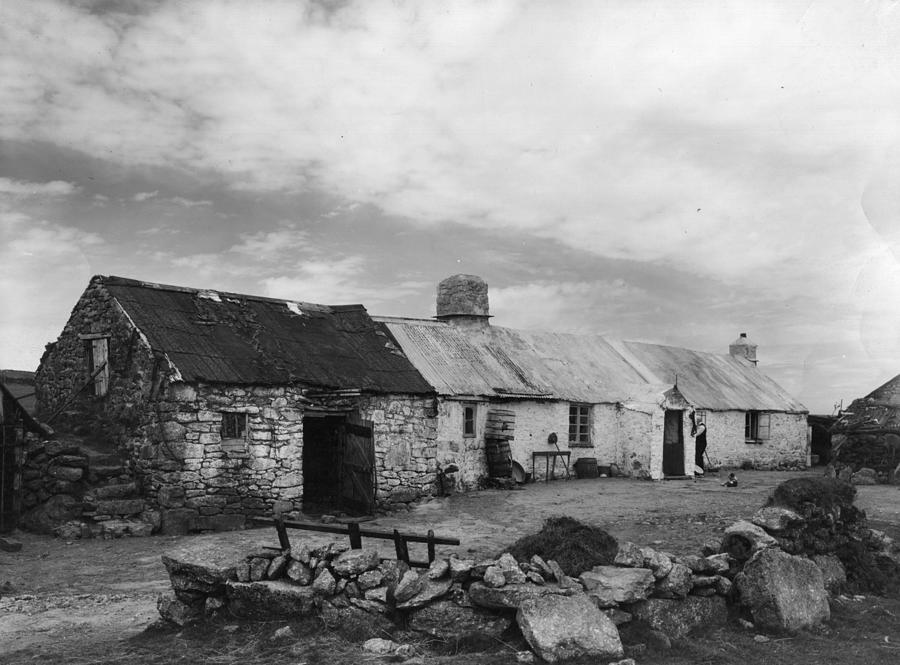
<box><xmin>377</xmin><ymin>317</ymin><xmax>807</xmax><ymax>412</ymax></box>
<box><xmin>99</xmin><ymin>276</ymin><xmax>433</xmax><ymax>394</ymax></box>
<box><xmin>0</xmin><ymin>369</ymin><xmax>36</xmax><ymax>415</ymax></box>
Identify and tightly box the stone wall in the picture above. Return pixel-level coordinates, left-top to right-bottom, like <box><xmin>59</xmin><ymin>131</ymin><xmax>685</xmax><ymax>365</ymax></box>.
<box><xmin>34</xmin><ymin>277</ymin><xmax>163</xmax><ymax>446</ymax></box>
<box><xmin>434</xmin><ymin>398</ymin><xmax>488</xmax><ymax>490</ymax></box>
<box><xmin>705</xmin><ymin>411</ymin><xmax>808</xmax><ymax>471</ymax></box>
<box><xmin>357</xmin><ymin>394</ymin><xmax>439</xmax><ymax>505</ymax></box>
<box><xmin>139</xmin><ymin>381</ymin><xmax>307</xmax><ymax>532</ymax></box>
<box><xmin>831</xmin><ymin>431</ymin><xmax>900</xmax><ymax>483</ymax></box>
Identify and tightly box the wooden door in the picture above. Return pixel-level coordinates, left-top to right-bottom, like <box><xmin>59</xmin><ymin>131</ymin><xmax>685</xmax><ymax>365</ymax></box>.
<box><xmin>662</xmin><ymin>409</ymin><xmax>685</xmax><ymax>477</ymax></box>
<box><xmin>0</xmin><ymin>395</ymin><xmax>22</xmax><ymax>533</ymax></box>
<box><xmin>340</xmin><ymin>414</ymin><xmax>375</xmax><ymax>515</ymax></box>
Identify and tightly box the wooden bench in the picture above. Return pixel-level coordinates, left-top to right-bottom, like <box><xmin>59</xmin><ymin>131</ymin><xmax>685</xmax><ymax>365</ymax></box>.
<box><xmin>252</xmin><ymin>516</ymin><xmax>460</xmax><ymax>568</ymax></box>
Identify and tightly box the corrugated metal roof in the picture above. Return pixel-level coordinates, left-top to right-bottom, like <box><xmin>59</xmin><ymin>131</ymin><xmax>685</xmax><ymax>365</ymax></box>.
<box><xmin>624</xmin><ymin>342</ymin><xmax>807</xmax><ymax>412</ymax></box>
<box><xmin>377</xmin><ymin>317</ymin><xmax>807</xmax><ymax>412</ymax></box>
<box><xmin>101</xmin><ymin>276</ymin><xmax>433</xmax><ymax>394</ymax></box>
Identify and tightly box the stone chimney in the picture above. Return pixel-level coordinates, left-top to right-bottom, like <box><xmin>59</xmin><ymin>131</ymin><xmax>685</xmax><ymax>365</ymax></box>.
<box><xmin>436</xmin><ymin>274</ymin><xmax>491</xmax><ymax>329</ymax></box>
<box><xmin>729</xmin><ymin>332</ymin><xmax>758</xmax><ymax>365</ymax></box>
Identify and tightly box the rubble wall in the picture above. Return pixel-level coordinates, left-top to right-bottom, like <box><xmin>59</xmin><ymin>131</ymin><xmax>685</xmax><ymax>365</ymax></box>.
<box><xmin>141</xmin><ymin>381</ymin><xmax>307</xmax><ymax>530</ymax></box>
<box><xmin>356</xmin><ymin>394</ymin><xmax>439</xmax><ymax>505</ymax></box>
<box><xmin>34</xmin><ymin>277</ymin><xmax>161</xmax><ymax>441</ymax></box>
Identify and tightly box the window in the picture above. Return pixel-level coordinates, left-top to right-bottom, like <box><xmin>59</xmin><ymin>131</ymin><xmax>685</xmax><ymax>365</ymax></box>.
<box><xmin>569</xmin><ymin>404</ymin><xmax>591</xmax><ymax>446</ymax></box>
<box><xmin>745</xmin><ymin>411</ymin><xmax>770</xmax><ymax>442</ymax></box>
<box><xmin>221</xmin><ymin>412</ymin><xmax>248</xmax><ymax>440</ymax></box>
<box><xmin>462</xmin><ymin>403</ymin><xmax>476</xmax><ymax>438</ymax></box>
<box><xmin>81</xmin><ymin>335</ymin><xmax>109</xmax><ymax>396</ymax></box>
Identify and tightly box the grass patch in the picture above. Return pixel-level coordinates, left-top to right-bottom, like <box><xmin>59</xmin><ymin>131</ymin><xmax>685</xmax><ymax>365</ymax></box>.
<box><xmin>505</xmin><ymin>516</ymin><xmax>618</xmax><ymax>576</ymax></box>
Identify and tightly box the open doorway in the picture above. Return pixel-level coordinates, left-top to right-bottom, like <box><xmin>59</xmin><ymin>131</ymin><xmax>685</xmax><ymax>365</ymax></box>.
<box><xmin>302</xmin><ymin>414</ymin><xmax>344</xmax><ymax>511</ymax></box>
<box><xmin>302</xmin><ymin>412</ymin><xmax>376</xmax><ymax>515</ymax></box>
<box><xmin>662</xmin><ymin>409</ymin><xmax>685</xmax><ymax>477</ymax></box>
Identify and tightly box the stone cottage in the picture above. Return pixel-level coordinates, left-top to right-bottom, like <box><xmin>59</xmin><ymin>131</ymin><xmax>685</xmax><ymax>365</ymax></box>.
<box><xmin>34</xmin><ymin>275</ymin><xmax>436</xmax><ymax>531</ymax></box>
<box><xmin>830</xmin><ymin>374</ymin><xmax>900</xmax><ymax>483</ymax></box>
<box><xmin>376</xmin><ymin>275</ymin><xmax>809</xmax><ymax>487</ymax></box>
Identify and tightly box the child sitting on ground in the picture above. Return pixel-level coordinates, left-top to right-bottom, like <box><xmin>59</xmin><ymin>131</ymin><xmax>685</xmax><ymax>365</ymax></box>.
<box><xmin>722</xmin><ymin>473</ymin><xmax>738</xmax><ymax>487</ymax></box>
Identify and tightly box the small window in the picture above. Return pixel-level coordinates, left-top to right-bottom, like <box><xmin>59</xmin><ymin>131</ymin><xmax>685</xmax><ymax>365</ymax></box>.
<box><xmin>221</xmin><ymin>412</ymin><xmax>248</xmax><ymax>440</ymax></box>
<box><xmin>745</xmin><ymin>411</ymin><xmax>770</xmax><ymax>442</ymax></box>
<box><xmin>568</xmin><ymin>404</ymin><xmax>591</xmax><ymax>446</ymax></box>
<box><xmin>463</xmin><ymin>404</ymin><xmax>476</xmax><ymax>438</ymax></box>
<box><xmin>83</xmin><ymin>336</ymin><xmax>110</xmax><ymax>397</ymax></box>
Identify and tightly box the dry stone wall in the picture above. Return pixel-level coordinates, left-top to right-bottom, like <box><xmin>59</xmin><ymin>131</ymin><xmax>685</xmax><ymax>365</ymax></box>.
<box><xmin>141</xmin><ymin>382</ymin><xmax>307</xmax><ymax>532</ymax></box>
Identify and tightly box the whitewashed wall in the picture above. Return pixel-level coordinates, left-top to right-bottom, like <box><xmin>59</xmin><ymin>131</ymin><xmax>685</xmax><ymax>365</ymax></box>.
<box><xmin>703</xmin><ymin>410</ymin><xmax>808</xmax><ymax>470</ymax></box>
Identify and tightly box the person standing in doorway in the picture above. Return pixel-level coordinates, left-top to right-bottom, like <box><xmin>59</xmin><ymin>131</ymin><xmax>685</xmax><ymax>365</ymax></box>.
<box><xmin>691</xmin><ymin>410</ymin><xmax>708</xmax><ymax>473</ymax></box>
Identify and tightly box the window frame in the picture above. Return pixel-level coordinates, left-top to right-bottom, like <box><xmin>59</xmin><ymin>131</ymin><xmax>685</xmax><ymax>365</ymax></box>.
<box><xmin>568</xmin><ymin>403</ymin><xmax>592</xmax><ymax>447</ymax></box>
<box><xmin>220</xmin><ymin>412</ymin><xmax>249</xmax><ymax>442</ymax></box>
<box><xmin>745</xmin><ymin>411</ymin><xmax>771</xmax><ymax>443</ymax></box>
<box><xmin>462</xmin><ymin>403</ymin><xmax>477</xmax><ymax>438</ymax></box>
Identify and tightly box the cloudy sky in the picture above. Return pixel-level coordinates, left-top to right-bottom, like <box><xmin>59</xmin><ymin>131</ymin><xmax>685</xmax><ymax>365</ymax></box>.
<box><xmin>2</xmin><ymin>0</ymin><xmax>900</xmax><ymax>413</ymax></box>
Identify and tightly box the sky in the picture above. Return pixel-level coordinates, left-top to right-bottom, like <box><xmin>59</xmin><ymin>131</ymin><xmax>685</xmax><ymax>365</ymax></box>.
<box><xmin>2</xmin><ymin>0</ymin><xmax>900</xmax><ymax>414</ymax></box>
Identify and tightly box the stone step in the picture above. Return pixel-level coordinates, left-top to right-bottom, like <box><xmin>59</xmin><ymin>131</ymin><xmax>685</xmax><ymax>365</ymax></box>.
<box><xmin>83</xmin><ymin>498</ymin><xmax>145</xmax><ymax>517</ymax></box>
<box><xmin>86</xmin><ymin>482</ymin><xmax>139</xmax><ymax>500</ymax></box>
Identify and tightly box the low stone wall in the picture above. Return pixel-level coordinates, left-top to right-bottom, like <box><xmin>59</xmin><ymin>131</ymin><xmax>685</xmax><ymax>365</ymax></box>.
<box><xmin>157</xmin><ymin>479</ymin><xmax>900</xmax><ymax>661</ymax></box>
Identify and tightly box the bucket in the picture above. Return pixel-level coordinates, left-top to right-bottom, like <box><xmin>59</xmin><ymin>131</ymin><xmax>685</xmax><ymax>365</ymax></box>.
<box><xmin>574</xmin><ymin>457</ymin><xmax>599</xmax><ymax>479</ymax></box>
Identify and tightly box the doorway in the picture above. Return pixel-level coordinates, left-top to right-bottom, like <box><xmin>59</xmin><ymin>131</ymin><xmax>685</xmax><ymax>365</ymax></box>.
<box><xmin>662</xmin><ymin>409</ymin><xmax>685</xmax><ymax>477</ymax></box>
<box><xmin>302</xmin><ymin>413</ymin><xmax>376</xmax><ymax>515</ymax></box>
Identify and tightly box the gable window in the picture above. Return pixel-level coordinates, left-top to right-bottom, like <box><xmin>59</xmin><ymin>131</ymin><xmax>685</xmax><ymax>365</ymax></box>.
<box><xmin>221</xmin><ymin>412</ymin><xmax>248</xmax><ymax>441</ymax></box>
<box><xmin>745</xmin><ymin>411</ymin><xmax>770</xmax><ymax>443</ymax></box>
<box><xmin>569</xmin><ymin>404</ymin><xmax>591</xmax><ymax>446</ymax></box>
<box><xmin>462</xmin><ymin>403</ymin><xmax>477</xmax><ymax>438</ymax></box>
<box><xmin>81</xmin><ymin>334</ymin><xmax>110</xmax><ymax>397</ymax></box>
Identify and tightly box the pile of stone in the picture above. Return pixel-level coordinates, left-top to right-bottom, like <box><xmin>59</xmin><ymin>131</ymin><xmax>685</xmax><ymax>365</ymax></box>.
<box><xmin>20</xmin><ymin>436</ymin><xmax>155</xmax><ymax>539</ymax></box>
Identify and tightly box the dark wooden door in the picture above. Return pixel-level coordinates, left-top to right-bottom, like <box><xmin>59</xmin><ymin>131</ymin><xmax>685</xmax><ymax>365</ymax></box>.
<box><xmin>1</xmin><ymin>397</ymin><xmax>22</xmax><ymax>533</ymax></box>
<box><xmin>662</xmin><ymin>409</ymin><xmax>685</xmax><ymax>477</ymax></box>
<box><xmin>340</xmin><ymin>414</ymin><xmax>375</xmax><ymax>515</ymax></box>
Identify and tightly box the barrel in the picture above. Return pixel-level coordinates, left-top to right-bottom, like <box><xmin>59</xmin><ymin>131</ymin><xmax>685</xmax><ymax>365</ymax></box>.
<box><xmin>574</xmin><ymin>457</ymin><xmax>599</xmax><ymax>479</ymax></box>
<box><xmin>485</xmin><ymin>439</ymin><xmax>512</xmax><ymax>478</ymax></box>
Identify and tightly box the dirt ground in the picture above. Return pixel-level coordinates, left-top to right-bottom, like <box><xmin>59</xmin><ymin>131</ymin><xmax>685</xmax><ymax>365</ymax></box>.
<box><xmin>2</xmin><ymin>469</ymin><xmax>900</xmax><ymax>664</ymax></box>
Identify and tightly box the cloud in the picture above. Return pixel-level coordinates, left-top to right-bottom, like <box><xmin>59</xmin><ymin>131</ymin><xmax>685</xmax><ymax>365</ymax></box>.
<box><xmin>0</xmin><ymin>184</ymin><xmax>104</xmax><ymax>370</ymax></box>
<box><xmin>0</xmin><ymin>177</ymin><xmax>77</xmax><ymax>196</ymax></box>
<box><xmin>168</xmin><ymin>196</ymin><xmax>212</xmax><ymax>207</ymax></box>
<box><xmin>132</xmin><ymin>190</ymin><xmax>158</xmax><ymax>201</ymax></box>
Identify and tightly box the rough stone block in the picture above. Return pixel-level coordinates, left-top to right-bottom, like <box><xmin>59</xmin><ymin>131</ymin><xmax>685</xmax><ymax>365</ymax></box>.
<box><xmin>226</xmin><ymin>580</ymin><xmax>316</xmax><ymax>618</ymax></box>
<box><xmin>627</xmin><ymin>596</ymin><xmax>727</xmax><ymax>638</ymax></box>
<box><xmin>517</xmin><ymin>594</ymin><xmax>624</xmax><ymax>663</ymax></box>
<box><xmin>408</xmin><ymin>600</ymin><xmax>512</xmax><ymax>639</ymax></box>
<box><xmin>579</xmin><ymin>566</ymin><xmax>655</xmax><ymax>607</ymax></box>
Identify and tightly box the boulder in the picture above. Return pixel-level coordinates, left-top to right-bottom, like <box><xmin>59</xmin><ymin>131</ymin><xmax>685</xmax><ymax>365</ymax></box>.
<box><xmin>267</xmin><ymin>553</ymin><xmax>290</xmax><ymax>580</ymax></box>
<box><xmin>393</xmin><ymin>570</ymin><xmax>426</xmax><ymax>604</ymax></box>
<box><xmin>226</xmin><ymin>580</ymin><xmax>316</xmax><ymax>618</ymax></box>
<box><xmin>427</xmin><ymin>558</ymin><xmax>450</xmax><ymax>580</ymax></box>
<box><xmin>497</xmin><ymin>553</ymin><xmax>527</xmax><ymax>584</ymax></box>
<box><xmin>312</xmin><ymin>569</ymin><xmax>337</xmax><ymax>596</ymax></box>
<box><xmin>362</xmin><ymin>638</ymin><xmax>398</xmax><ymax>655</ymax></box>
<box><xmin>408</xmin><ymin>600</ymin><xmax>512</xmax><ymax>639</ymax></box>
<box><xmin>483</xmin><ymin>565</ymin><xmax>507</xmax><ymax>588</ymax></box>
<box><xmin>249</xmin><ymin>557</ymin><xmax>269</xmax><ymax>582</ymax></box>
<box><xmin>614</xmin><ymin>542</ymin><xmax>645</xmax><ymax>567</ymax></box>
<box><xmin>395</xmin><ymin>577</ymin><xmax>453</xmax><ymax>609</ymax></box>
<box><xmin>653</xmin><ymin>563</ymin><xmax>692</xmax><ymax>599</ymax></box>
<box><xmin>811</xmin><ymin>554</ymin><xmax>846</xmax><ymax>593</ymax></box>
<box><xmin>157</xmin><ymin>592</ymin><xmax>203</xmax><ymax>626</ymax></box>
<box><xmin>579</xmin><ymin>566</ymin><xmax>655</xmax><ymax>607</ymax></box>
<box><xmin>468</xmin><ymin>581</ymin><xmax>581</xmax><ymax>610</ymax></box>
<box><xmin>721</xmin><ymin>521</ymin><xmax>778</xmax><ymax>562</ymax></box>
<box><xmin>517</xmin><ymin>594</ymin><xmax>624</xmax><ymax>663</ymax></box>
<box><xmin>750</xmin><ymin>506</ymin><xmax>805</xmax><ymax>533</ymax></box>
<box><xmin>286</xmin><ymin>560</ymin><xmax>313</xmax><ymax>585</ymax></box>
<box><xmin>640</xmin><ymin>547</ymin><xmax>674</xmax><ymax>580</ymax></box>
<box><xmin>357</xmin><ymin>569</ymin><xmax>384</xmax><ymax>590</ymax></box>
<box><xmin>161</xmin><ymin>542</ymin><xmax>241</xmax><ymax>594</ymax></box>
<box><xmin>627</xmin><ymin>596</ymin><xmax>727</xmax><ymax>639</ymax></box>
<box><xmin>331</xmin><ymin>548</ymin><xmax>380</xmax><ymax>577</ymax></box>
<box><xmin>449</xmin><ymin>556</ymin><xmax>475</xmax><ymax>582</ymax></box>
<box><xmin>851</xmin><ymin>468</ymin><xmax>878</xmax><ymax>485</ymax></box>
<box><xmin>735</xmin><ymin>549</ymin><xmax>830</xmax><ymax>633</ymax></box>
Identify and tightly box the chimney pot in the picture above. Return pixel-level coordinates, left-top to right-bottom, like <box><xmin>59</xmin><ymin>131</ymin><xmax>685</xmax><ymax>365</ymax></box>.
<box><xmin>436</xmin><ymin>274</ymin><xmax>491</xmax><ymax>329</ymax></box>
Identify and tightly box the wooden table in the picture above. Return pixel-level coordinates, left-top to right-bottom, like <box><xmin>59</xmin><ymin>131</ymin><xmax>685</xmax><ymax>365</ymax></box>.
<box><xmin>532</xmin><ymin>450</ymin><xmax>571</xmax><ymax>482</ymax></box>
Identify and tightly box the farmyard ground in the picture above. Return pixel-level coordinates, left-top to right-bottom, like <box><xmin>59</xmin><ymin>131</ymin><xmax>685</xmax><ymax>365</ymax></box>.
<box><xmin>2</xmin><ymin>469</ymin><xmax>899</xmax><ymax>664</ymax></box>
